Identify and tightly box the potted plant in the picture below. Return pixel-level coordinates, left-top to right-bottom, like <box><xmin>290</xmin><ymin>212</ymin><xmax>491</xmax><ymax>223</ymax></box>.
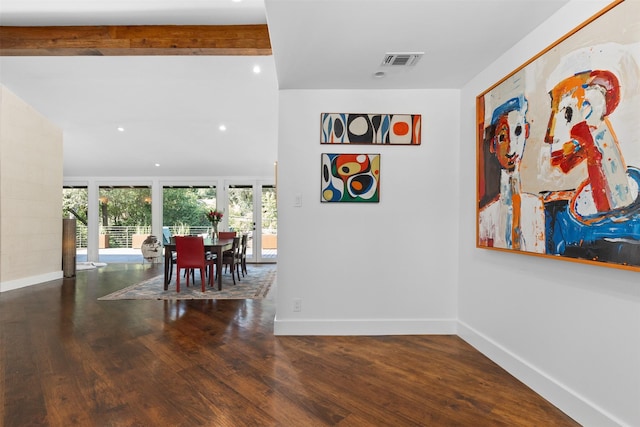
<box><xmin>206</xmin><ymin>209</ymin><xmax>223</xmax><ymax>239</ymax></box>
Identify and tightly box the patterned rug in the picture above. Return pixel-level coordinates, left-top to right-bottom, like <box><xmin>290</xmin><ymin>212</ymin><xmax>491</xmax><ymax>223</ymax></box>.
<box><xmin>98</xmin><ymin>264</ymin><xmax>276</xmax><ymax>301</ymax></box>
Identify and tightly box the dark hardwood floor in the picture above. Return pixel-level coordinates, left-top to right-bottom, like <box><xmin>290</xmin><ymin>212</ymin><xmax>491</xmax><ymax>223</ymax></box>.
<box><xmin>1</xmin><ymin>263</ymin><xmax>579</xmax><ymax>426</ymax></box>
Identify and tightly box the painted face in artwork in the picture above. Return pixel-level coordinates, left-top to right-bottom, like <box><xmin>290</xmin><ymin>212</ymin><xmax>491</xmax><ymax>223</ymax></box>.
<box><xmin>545</xmin><ymin>83</ymin><xmax>594</xmax><ymax>172</ymax></box>
<box><xmin>492</xmin><ymin>109</ymin><xmax>529</xmax><ymax>171</ymax></box>
<box><xmin>544</xmin><ymin>70</ymin><xmax>620</xmax><ymax>173</ymax></box>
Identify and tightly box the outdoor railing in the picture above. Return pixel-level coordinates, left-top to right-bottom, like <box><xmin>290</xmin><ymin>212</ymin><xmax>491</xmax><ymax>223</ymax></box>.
<box><xmin>75</xmin><ymin>225</ymin><xmax>265</xmax><ymax>249</ymax></box>
<box><xmin>76</xmin><ymin>225</ymin><xmax>208</xmax><ymax>248</ymax></box>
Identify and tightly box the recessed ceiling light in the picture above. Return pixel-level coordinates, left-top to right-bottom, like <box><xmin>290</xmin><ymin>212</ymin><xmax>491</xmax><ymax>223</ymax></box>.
<box><xmin>155</xmin><ymin>163</ymin><xmax>160</xmax><ymax>167</ymax></box>
<box><xmin>253</xmin><ymin>65</ymin><xmax>261</xmax><ymax>74</ymax></box>
<box><xmin>219</xmin><ymin>124</ymin><xmax>227</xmax><ymax>131</ymax></box>
<box><xmin>373</xmin><ymin>71</ymin><xmax>386</xmax><ymax>78</ymax></box>
<box><xmin>117</xmin><ymin>126</ymin><xmax>125</xmax><ymax>132</ymax></box>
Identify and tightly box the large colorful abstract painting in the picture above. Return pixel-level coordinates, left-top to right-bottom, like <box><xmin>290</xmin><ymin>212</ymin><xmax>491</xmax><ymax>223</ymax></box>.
<box><xmin>477</xmin><ymin>0</ymin><xmax>640</xmax><ymax>271</ymax></box>
<box><xmin>321</xmin><ymin>113</ymin><xmax>421</xmax><ymax>145</ymax></box>
<box><xmin>321</xmin><ymin>153</ymin><xmax>380</xmax><ymax>203</ymax></box>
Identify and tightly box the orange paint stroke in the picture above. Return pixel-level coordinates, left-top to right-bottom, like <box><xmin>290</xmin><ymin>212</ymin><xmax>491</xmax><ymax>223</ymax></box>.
<box><xmin>393</xmin><ymin>122</ymin><xmax>409</xmax><ymax>136</ymax></box>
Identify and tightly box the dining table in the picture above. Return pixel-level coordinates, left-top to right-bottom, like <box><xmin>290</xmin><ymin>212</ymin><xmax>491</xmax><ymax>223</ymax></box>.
<box><xmin>163</xmin><ymin>237</ymin><xmax>234</xmax><ymax>291</ymax></box>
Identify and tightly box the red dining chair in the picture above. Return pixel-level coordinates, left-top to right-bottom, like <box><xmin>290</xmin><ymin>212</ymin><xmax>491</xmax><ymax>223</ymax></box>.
<box><xmin>218</xmin><ymin>231</ymin><xmax>236</xmax><ymax>239</ymax></box>
<box><xmin>174</xmin><ymin>236</ymin><xmax>215</xmax><ymax>293</ymax></box>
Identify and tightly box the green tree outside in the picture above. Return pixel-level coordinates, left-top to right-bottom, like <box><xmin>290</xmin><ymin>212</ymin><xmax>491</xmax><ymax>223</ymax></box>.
<box><xmin>98</xmin><ymin>188</ymin><xmax>151</xmax><ymax>226</ymax></box>
<box><xmin>162</xmin><ymin>188</ymin><xmax>215</xmax><ymax>227</ymax></box>
<box><xmin>63</xmin><ymin>188</ymin><xmax>88</xmax><ymax>225</ymax></box>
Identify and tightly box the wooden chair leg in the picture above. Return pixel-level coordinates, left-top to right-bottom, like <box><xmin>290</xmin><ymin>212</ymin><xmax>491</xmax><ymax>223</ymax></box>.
<box><xmin>200</xmin><ymin>267</ymin><xmax>206</xmax><ymax>292</ymax></box>
<box><xmin>208</xmin><ymin>264</ymin><xmax>215</xmax><ymax>288</ymax></box>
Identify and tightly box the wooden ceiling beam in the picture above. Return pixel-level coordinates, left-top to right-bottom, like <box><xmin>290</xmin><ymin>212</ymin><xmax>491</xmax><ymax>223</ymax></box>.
<box><xmin>0</xmin><ymin>24</ymin><xmax>271</xmax><ymax>56</ymax></box>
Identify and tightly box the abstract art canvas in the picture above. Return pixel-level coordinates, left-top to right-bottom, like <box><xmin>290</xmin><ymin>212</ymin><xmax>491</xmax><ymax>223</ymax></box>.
<box><xmin>321</xmin><ymin>153</ymin><xmax>380</xmax><ymax>203</ymax></box>
<box><xmin>476</xmin><ymin>0</ymin><xmax>640</xmax><ymax>271</ymax></box>
<box><xmin>321</xmin><ymin>113</ymin><xmax>421</xmax><ymax>145</ymax></box>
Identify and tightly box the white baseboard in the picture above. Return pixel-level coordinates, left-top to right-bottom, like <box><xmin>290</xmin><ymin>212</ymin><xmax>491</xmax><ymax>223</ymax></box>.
<box><xmin>0</xmin><ymin>271</ymin><xmax>63</xmax><ymax>293</ymax></box>
<box><xmin>457</xmin><ymin>320</ymin><xmax>625</xmax><ymax>427</ymax></box>
<box><xmin>273</xmin><ymin>317</ymin><xmax>457</xmax><ymax>336</ymax></box>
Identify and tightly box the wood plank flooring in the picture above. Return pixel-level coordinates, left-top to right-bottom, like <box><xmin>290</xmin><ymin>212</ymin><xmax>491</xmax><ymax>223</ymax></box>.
<box><xmin>0</xmin><ymin>263</ymin><xmax>579</xmax><ymax>426</ymax></box>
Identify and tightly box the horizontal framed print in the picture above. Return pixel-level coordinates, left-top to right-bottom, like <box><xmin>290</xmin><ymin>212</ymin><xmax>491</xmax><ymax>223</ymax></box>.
<box><xmin>321</xmin><ymin>113</ymin><xmax>421</xmax><ymax>145</ymax></box>
<box><xmin>321</xmin><ymin>153</ymin><xmax>380</xmax><ymax>203</ymax></box>
<box><xmin>476</xmin><ymin>0</ymin><xmax>640</xmax><ymax>271</ymax></box>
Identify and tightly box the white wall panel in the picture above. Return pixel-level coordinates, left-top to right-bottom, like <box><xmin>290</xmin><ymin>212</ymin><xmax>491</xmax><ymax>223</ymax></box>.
<box><xmin>275</xmin><ymin>89</ymin><xmax>459</xmax><ymax>335</ymax></box>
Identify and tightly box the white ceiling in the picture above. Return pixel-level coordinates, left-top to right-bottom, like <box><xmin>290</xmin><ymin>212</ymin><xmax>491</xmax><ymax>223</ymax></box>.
<box><xmin>0</xmin><ymin>0</ymin><xmax>570</xmax><ymax>178</ymax></box>
<box><xmin>266</xmin><ymin>0</ymin><xmax>570</xmax><ymax>90</ymax></box>
<box><xmin>0</xmin><ymin>0</ymin><xmax>269</xmax><ymax>26</ymax></box>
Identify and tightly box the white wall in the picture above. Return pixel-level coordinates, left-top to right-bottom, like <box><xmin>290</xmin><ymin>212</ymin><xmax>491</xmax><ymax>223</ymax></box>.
<box><xmin>274</xmin><ymin>89</ymin><xmax>459</xmax><ymax>335</ymax></box>
<box><xmin>0</xmin><ymin>85</ymin><xmax>63</xmax><ymax>292</ymax></box>
<box><xmin>458</xmin><ymin>2</ymin><xmax>640</xmax><ymax>427</ymax></box>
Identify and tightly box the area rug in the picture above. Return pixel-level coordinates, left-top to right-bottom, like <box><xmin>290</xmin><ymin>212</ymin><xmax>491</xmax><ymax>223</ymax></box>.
<box><xmin>98</xmin><ymin>264</ymin><xmax>276</xmax><ymax>301</ymax></box>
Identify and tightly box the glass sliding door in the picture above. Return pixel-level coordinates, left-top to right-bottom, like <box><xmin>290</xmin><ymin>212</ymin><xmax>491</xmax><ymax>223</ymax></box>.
<box><xmin>227</xmin><ymin>184</ymin><xmax>256</xmax><ymax>262</ymax></box>
<box><xmin>261</xmin><ymin>185</ymin><xmax>277</xmax><ymax>262</ymax></box>
<box><xmin>226</xmin><ymin>181</ymin><xmax>276</xmax><ymax>264</ymax></box>
<box><xmin>162</xmin><ymin>186</ymin><xmax>218</xmax><ymax>240</ymax></box>
<box><xmin>62</xmin><ymin>186</ymin><xmax>88</xmax><ymax>262</ymax></box>
<box><xmin>97</xmin><ymin>186</ymin><xmax>151</xmax><ymax>262</ymax></box>
<box><xmin>227</xmin><ymin>185</ymin><xmax>255</xmax><ymax>234</ymax></box>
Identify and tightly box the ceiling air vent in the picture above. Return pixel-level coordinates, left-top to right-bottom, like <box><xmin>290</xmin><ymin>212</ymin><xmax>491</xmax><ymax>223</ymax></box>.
<box><xmin>381</xmin><ymin>52</ymin><xmax>423</xmax><ymax>67</ymax></box>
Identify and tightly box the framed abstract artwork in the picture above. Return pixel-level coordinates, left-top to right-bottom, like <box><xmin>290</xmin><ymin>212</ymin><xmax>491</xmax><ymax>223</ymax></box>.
<box><xmin>321</xmin><ymin>153</ymin><xmax>380</xmax><ymax>203</ymax></box>
<box><xmin>476</xmin><ymin>0</ymin><xmax>640</xmax><ymax>271</ymax></box>
<box><xmin>321</xmin><ymin>113</ymin><xmax>421</xmax><ymax>145</ymax></box>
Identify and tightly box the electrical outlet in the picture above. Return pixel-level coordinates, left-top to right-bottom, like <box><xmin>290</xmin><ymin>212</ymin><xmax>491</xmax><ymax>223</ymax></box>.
<box><xmin>293</xmin><ymin>298</ymin><xmax>302</xmax><ymax>312</ymax></box>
